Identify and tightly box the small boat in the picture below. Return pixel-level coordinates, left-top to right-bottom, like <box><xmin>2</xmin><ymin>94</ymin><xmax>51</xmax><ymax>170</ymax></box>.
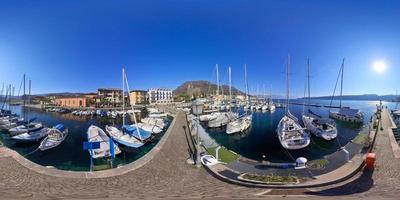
<box><xmin>207</xmin><ymin>112</ymin><xmax>238</xmax><ymax>128</ymax></box>
<box><xmin>262</xmin><ymin>105</ymin><xmax>268</xmax><ymax>111</ymax></box>
<box><xmin>200</xmin><ymin>155</ymin><xmax>219</xmax><ymax>166</ymax></box>
<box><xmin>105</xmin><ymin>125</ymin><xmax>144</xmax><ymax>148</ymax></box>
<box><xmin>136</xmin><ymin>123</ymin><xmax>163</xmax><ymax>134</ymax></box>
<box><xmin>226</xmin><ymin>114</ymin><xmax>252</xmax><ymax>134</ymax></box>
<box><xmin>329</xmin><ymin>107</ymin><xmax>364</xmax><ymax>124</ymax></box>
<box><xmin>8</xmin><ymin>122</ymin><xmax>43</xmax><ymax>136</ymax></box>
<box><xmin>140</xmin><ymin>117</ymin><xmax>165</xmax><ymax>128</ymax></box>
<box><xmin>148</xmin><ymin>112</ymin><xmax>167</xmax><ymax>118</ymax></box>
<box><xmin>87</xmin><ymin>125</ymin><xmax>121</xmax><ymax>159</ymax></box>
<box><xmin>199</xmin><ymin>112</ymin><xmax>218</xmax><ymax>122</ymax></box>
<box><xmin>12</xmin><ymin>126</ymin><xmax>50</xmax><ymax>142</ymax></box>
<box><xmin>39</xmin><ymin>124</ymin><xmax>68</xmax><ymax>151</ymax></box>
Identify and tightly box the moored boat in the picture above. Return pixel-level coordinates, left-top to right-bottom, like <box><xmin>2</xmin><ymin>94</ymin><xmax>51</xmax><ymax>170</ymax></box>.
<box><xmin>39</xmin><ymin>124</ymin><xmax>69</xmax><ymax>151</ymax></box>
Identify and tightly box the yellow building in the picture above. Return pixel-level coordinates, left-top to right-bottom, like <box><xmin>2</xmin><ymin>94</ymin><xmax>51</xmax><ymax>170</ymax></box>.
<box><xmin>129</xmin><ymin>90</ymin><xmax>148</xmax><ymax>105</ymax></box>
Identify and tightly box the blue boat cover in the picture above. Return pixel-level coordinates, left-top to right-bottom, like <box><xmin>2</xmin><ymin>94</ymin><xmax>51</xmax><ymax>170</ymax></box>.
<box><xmin>54</xmin><ymin>124</ymin><xmax>65</xmax><ymax>132</ymax></box>
<box><xmin>123</xmin><ymin>125</ymin><xmax>152</xmax><ymax>141</ymax></box>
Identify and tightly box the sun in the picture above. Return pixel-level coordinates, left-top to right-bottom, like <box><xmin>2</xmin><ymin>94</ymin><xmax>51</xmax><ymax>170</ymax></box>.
<box><xmin>373</xmin><ymin>61</ymin><xmax>386</xmax><ymax>73</ymax></box>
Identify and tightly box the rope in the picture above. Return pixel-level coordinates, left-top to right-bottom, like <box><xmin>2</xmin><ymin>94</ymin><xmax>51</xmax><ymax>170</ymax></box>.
<box><xmin>23</xmin><ymin>147</ymin><xmax>39</xmax><ymax>157</ymax></box>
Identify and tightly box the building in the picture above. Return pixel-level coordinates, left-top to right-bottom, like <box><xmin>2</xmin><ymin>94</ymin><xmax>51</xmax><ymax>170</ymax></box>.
<box><xmin>55</xmin><ymin>96</ymin><xmax>90</xmax><ymax>108</ymax></box>
<box><xmin>129</xmin><ymin>90</ymin><xmax>148</xmax><ymax>105</ymax></box>
<box><xmin>148</xmin><ymin>88</ymin><xmax>173</xmax><ymax>104</ymax></box>
<box><xmin>96</xmin><ymin>88</ymin><xmax>123</xmax><ymax>107</ymax></box>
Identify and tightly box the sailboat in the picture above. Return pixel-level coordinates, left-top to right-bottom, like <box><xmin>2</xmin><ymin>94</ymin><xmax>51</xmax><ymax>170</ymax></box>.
<box><xmin>208</xmin><ymin>65</ymin><xmax>239</xmax><ymax>128</ymax></box>
<box><xmin>8</xmin><ymin>79</ymin><xmax>43</xmax><ymax>136</ymax></box>
<box><xmin>329</xmin><ymin>59</ymin><xmax>364</xmax><ymax>123</ymax></box>
<box><xmin>277</xmin><ymin>55</ymin><xmax>310</xmax><ymax>150</ymax></box>
<box><xmin>226</xmin><ymin>65</ymin><xmax>252</xmax><ymax>134</ymax></box>
<box><xmin>302</xmin><ymin>59</ymin><xmax>337</xmax><ymax>141</ymax></box>
<box><xmin>105</xmin><ymin>68</ymin><xmax>146</xmax><ymax>147</ymax></box>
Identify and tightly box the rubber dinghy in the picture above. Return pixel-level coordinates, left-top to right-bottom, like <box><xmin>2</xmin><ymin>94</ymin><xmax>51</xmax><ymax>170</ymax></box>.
<box><xmin>87</xmin><ymin>125</ymin><xmax>121</xmax><ymax>159</ymax></box>
<box><xmin>105</xmin><ymin>125</ymin><xmax>144</xmax><ymax>148</ymax></box>
<box><xmin>39</xmin><ymin>124</ymin><xmax>69</xmax><ymax>151</ymax></box>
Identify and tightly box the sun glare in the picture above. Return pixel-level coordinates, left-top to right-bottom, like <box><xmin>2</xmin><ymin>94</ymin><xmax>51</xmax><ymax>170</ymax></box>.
<box><xmin>373</xmin><ymin>61</ymin><xmax>386</xmax><ymax>73</ymax></box>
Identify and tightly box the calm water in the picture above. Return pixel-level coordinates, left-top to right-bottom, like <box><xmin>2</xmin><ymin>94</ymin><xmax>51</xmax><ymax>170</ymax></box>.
<box><xmin>0</xmin><ymin>106</ymin><xmax>172</xmax><ymax>171</ymax></box>
<box><xmin>205</xmin><ymin>100</ymin><xmax>397</xmax><ymax>163</ymax></box>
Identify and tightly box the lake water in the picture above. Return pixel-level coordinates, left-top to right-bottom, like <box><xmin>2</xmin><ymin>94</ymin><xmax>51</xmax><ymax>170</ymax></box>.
<box><xmin>205</xmin><ymin>99</ymin><xmax>397</xmax><ymax>163</ymax></box>
<box><xmin>0</xmin><ymin>106</ymin><xmax>172</xmax><ymax>171</ymax></box>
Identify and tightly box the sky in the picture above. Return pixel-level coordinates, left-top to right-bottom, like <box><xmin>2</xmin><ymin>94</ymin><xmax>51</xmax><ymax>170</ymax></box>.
<box><xmin>0</xmin><ymin>0</ymin><xmax>399</xmax><ymax>97</ymax></box>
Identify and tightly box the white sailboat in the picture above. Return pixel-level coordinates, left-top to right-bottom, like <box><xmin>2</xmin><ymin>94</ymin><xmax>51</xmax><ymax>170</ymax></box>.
<box><xmin>105</xmin><ymin>68</ymin><xmax>145</xmax><ymax>147</ymax></box>
<box><xmin>11</xmin><ymin>125</ymin><xmax>49</xmax><ymax>142</ymax></box>
<box><xmin>277</xmin><ymin>55</ymin><xmax>310</xmax><ymax>150</ymax></box>
<box><xmin>302</xmin><ymin>59</ymin><xmax>337</xmax><ymax>141</ymax></box>
<box><xmin>226</xmin><ymin>65</ymin><xmax>252</xmax><ymax>134</ymax></box>
<box><xmin>329</xmin><ymin>59</ymin><xmax>364</xmax><ymax>123</ymax></box>
<box><xmin>208</xmin><ymin>66</ymin><xmax>238</xmax><ymax>128</ymax></box>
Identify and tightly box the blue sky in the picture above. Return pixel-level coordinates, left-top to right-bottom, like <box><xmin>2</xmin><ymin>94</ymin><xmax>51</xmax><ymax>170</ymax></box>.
<box><xmin>0</xmin><ymin>0</ymin><xmax>399</xmax><ymax>97</ymax></box>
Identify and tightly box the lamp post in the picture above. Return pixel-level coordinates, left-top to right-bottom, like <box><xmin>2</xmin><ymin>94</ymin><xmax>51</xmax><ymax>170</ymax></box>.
<box><xmin>192</xmin><ymin>99</ymin><xmax>204</xmax><ymax>167</ymax></box>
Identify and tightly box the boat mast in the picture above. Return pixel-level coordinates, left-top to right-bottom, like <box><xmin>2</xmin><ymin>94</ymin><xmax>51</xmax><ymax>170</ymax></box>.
<box><xmin>339</xmin><ymin>59</ymin><xmax>345</xmax><ymax>108</ymax></box>
<box><xmin>123</xmin><ymin>69</ymin><xmax>142</xmax><ymax>141</ymax></box>
<box><xmin>122</xmin><ymin>68</ymin><xmax>125</xmax><ymax>127</ymax></box>
<box><xmin>307</xmin><ymin>59</ymin><xmax>311</xmax><ymax>108</ymax></box>
<box><xmin>228</xmin><ymin>65</ymin><xmax>232</xmax><ymax>110</ymax></box>
<box><xmin>244</xmin><ymin>64</ymin><xmax>249</xmax><ymax>103</ymax></box>
<box><xmin>286</xmin><ymin>54</ymin><xmax>290</xmax><ymax>115</ymax></box>
<box><xmin>216</xmin><ymin>64</ymin><xmax>219</xmax><ymax>97</ymax></box>
<box><xmin>23</xmin><ymin>74</ymin><xmax>25</xmax><ymax>120</ymax></box>
<box><xmin>28</xmin><ymin>79</ymin><xmax>31</xmax><ymax>121</ymax></box>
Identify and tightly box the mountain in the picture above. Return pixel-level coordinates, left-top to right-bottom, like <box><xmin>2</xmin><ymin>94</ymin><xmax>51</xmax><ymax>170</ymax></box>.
<box><xmin>305</xmin><ymin>94</ymin><xmax>400</xmax><ymax>101</ymax></box>
<box><xmin>173</xmin><ymin>80</ymin><xmax>246</xmax><ymax>97</ymax></box>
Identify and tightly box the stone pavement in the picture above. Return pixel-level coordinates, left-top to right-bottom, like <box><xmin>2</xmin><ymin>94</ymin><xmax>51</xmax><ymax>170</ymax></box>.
<box><xmin>0</xmin><ymin>110</ymin><xmax>400</xmax><ymax>199</ymax></box>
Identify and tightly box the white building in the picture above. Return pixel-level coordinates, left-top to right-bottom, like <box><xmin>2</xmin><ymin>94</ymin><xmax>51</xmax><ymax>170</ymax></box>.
<box><xmin>148</xmin><ymin>88</ymin><xmax>173</xmax><ymax>104</ymax></box>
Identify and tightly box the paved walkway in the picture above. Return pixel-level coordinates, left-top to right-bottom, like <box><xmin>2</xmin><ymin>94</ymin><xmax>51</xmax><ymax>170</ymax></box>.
<box><xmin>0</xmin><ymin>110</ymin><xmax>400</xmax><ymax>199</ymax></box>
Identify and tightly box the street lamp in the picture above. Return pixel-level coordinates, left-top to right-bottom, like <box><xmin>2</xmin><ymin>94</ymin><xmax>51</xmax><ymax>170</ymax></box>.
<box><xmin>191</xmin><ymin>99</ymin><xmax>204</xmax><ymax>167</ymax></box>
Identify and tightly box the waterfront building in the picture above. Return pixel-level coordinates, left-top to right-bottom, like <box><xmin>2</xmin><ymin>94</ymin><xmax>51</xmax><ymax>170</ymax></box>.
<box><xmin>96</xmin><ymin>88</ymin><xmax>123</xmax><ymax>107</ymax></box>
<box><xmin>129</xmin><ymin>90</ymin><xmax>149</xmax><ymax>105</ymax></box>
<box><xmin>55</xmin><ymin>96</ymin><xmax>91</xmax><ymax>108</ymax></box>
<box><xmin>148</xmin><ymin>88</ymin><xmax>173</xmax><ymax>104</ymax></box>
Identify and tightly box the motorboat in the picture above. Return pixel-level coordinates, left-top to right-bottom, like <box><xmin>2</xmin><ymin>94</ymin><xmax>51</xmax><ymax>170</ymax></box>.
<box><xmin>226</xmin><ymin>114</ymin><xmax>252</xmax><ymax>134</ymax></box>
<box><xmin>87</xmin><ymin>125</ymin><xmax>121</xmax><ymax>159</ymax></box>
<box><xmin>39</xmin><ymin>124</ymin><xmax>69</xmax><ymax>151</ymax></box>
<box><xmin>105</xmin><ymin>125</ymin><xmax>144</xmax><ymax>148</ymax></box>
<box><xmin>329</xmin><ymin>107</ymin><xmax>364</xmax><ymax>123</ymax></box>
